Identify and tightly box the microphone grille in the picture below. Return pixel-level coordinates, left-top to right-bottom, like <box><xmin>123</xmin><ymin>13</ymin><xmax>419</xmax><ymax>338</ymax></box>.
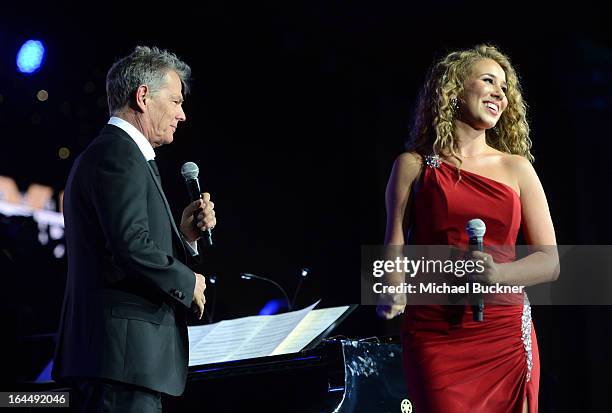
<box><xmin>181</xmin><ymin>162</ymin><xmax>199</xmax><ymax>180</ymax></box>
<box><xmin>466</xmin><ymin>218</ymin><xmax>486</xmax><ymax>238</ymax></box>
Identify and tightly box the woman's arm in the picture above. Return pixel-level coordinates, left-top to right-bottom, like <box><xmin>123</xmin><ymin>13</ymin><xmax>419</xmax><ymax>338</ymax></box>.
<box><xmin>474</xmin><ymin>155</ymin><xmax>560</xmax><ymax>286</ymax></box>
<box><xmin>384</xmin><ymin>152</ymin><xmax>422</xmax><ymax>245</ymax></box>
<box><xmin>377</xmin><ymin>152</ymin><xmax>422</xmax><ymax>319</ymax></box>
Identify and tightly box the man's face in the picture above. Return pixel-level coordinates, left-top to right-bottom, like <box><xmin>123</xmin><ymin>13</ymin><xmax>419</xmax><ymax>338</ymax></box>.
<box><xmin>144</xmin><ymin>70</ymin><xmax>186</xmax><ymax>147</ymax></box>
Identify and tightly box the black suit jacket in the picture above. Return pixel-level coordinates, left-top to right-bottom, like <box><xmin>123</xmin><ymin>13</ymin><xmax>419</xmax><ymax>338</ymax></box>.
<box><xmin>52</xmin><ymin>124</ymin><xmax>196</xmax><ymax>396</ymax></box>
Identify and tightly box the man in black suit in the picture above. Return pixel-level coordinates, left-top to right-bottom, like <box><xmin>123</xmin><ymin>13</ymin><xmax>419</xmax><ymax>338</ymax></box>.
<box><xmin>52</xmin><ymin>46</ymin><xmax>215</xmax><ymax>412</ymax></box>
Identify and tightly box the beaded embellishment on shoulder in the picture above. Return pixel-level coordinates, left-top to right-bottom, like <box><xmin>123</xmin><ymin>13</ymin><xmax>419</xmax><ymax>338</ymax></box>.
<box><xmin>424</xmin><ymin>154</ymin><xmax>441</xmax><ymax>169</ymax></box>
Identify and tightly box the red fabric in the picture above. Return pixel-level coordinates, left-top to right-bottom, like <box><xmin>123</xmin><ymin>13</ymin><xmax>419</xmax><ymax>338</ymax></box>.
<box><xmin>402</xmin><ymin>160</ymin><xmax>539</xmax><ymax>413</ymax></box>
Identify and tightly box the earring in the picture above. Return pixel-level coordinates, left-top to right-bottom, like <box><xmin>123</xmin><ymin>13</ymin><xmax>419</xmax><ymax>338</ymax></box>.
<box><xmin>450</xmin><ymin>97</ymin><xmax>459</xmax><ymax>114</ymax></box>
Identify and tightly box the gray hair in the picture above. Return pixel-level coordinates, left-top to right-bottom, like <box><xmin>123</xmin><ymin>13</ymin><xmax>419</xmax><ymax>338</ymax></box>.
<box><xmin>106</xmin><ymin>46</ymin><xmax>191</xmax><ymax>115</ymax></box>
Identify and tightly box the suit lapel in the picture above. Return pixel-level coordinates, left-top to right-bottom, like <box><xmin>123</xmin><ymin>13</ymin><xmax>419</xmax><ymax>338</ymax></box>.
<box><xmin>145</xmin><ymin>162</ymin><xmax>188</xmax><ymax>260</ymax></box>
<box><xmin>101</xmin><ymin>124</ymin><xmax>188</xmax><ymax>260</ymax></box>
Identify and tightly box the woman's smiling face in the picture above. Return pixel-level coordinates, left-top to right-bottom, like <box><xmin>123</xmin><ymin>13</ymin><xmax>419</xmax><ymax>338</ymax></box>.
<box><xmin>457</xmin><ymin>58</ymin><xmax>509</xmax><ymax>130</ymax></box>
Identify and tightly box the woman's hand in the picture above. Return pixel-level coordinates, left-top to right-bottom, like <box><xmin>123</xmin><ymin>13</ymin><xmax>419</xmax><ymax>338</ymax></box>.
<box><xmin>469</xmin><ymin>251</ymin><xmax>504</xmax><ymax>285</ymax></box>
<box><xmin>376</xmin><ymin>294</ymin><xmax>406</xmax><ymax>320</ymax></box>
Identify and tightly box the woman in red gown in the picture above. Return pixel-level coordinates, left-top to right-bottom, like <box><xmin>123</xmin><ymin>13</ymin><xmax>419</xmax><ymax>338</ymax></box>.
<box><xmin>378</xmin><ymin>45</ymin><xmax>559</xmax><ymax>412</ymax></box>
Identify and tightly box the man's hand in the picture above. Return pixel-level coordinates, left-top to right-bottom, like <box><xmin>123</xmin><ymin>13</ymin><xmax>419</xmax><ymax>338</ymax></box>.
<box><xmin>180</xmin><ymin>192</ymin><xmax>216</xmax><ymax>243</ymax></box>
<box><xmin>191</xmin><ymin>272</ymin><xmax>206</xmax><ymax>319</ymax></box>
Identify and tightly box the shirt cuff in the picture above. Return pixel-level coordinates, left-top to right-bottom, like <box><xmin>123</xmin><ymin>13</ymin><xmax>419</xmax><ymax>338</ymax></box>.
<box><xmin>185</xmin><ymin>239</ymin><xmax>199</xmax><ymax>256</ymax></box>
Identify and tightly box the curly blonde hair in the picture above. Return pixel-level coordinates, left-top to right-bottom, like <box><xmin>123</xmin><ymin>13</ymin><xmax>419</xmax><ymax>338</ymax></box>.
<box><xmin>407</xmin><ymin>44</ymin><xmax>533</xmax><ymax>163</ymax></box>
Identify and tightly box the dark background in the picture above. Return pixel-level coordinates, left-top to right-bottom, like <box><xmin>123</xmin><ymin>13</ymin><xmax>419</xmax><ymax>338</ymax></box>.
<box><xmin>1</xmin><ymin>2</ymin><xmax>611</xmax><ymax>411</ymax></box>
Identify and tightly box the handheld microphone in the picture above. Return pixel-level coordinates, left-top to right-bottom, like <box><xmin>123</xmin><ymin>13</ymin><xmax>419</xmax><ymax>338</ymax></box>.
<box><xmin>466</xmin><ymin>218</ymin><xmax>486</xmax><ymax>322</ymax></box>
<box><xmin>240</xmin><ymin>272</ymin><xmax>292</xmax><ymax>311</ymax></box>
<box><xmin>181</xmin><ymin>162</ymin><xmax>212</xmax><ymax>246</ymax></box>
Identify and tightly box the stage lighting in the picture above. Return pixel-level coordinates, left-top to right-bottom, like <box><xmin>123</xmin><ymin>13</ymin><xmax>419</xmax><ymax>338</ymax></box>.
<box><xmin>17</xmin><ymin>40</ymin><xmax>45</xmax><ymax>74</ymax></box>
<box><xmin>258</xmin><ymin>298</ymin><xmax>287</xmax><ymax>315</ymax></box>
<box><xmin>58</xmin><ymin>147</ymin><xmax>70</xmax><ymax>159</ymax></box>
<box><xmin>37</xmin><ymin>90</ymin><xmax>49</xmax><ymax>101</ymax></box>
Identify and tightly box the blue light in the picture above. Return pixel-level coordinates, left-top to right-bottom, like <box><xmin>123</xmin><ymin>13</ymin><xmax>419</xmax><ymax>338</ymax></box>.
<box><xmin>259</xmin><ymin>298</ymin><xmax>288</xmax><ymax>315</ymax></box>
<box><xmin>17</xmin><ymin>40</ymin><xmax>45</xmax><ymax>74</ymax></box>
<box><xmin>328</xmin><ymin>386</ymin><xmax>345</xmax><ymax>393</ymax></box>
<box><xmin>35</xmin><ymin>359</ymin><xmax>54</xmax><ymax>383</ymax></box>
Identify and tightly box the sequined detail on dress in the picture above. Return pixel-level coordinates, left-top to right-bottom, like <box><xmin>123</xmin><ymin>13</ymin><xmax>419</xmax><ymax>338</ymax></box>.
<box><xmin>424</xmin><ymin>154</ymin><xmax>441</xmax><ymax>168</ymax></box>
<box><xmin>521</xmin><ymin>295</ymin><xmax>533</xmax><ymax>382</ymax></box>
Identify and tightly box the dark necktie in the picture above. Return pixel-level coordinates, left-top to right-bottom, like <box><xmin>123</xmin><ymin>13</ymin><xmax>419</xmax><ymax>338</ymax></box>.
<box><xmin>148</xmin><ymin>159</ymin><xmax>160</xmax><ymax>178</ymax></box>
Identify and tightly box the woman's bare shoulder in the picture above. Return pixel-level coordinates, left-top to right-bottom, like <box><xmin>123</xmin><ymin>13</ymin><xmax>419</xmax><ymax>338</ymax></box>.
<box><xmin>500</xmin><ymin>153</ymin><xmax>539</xmax><ymax>191</ymax></box>
<box><xmin>389</xmin><ymin>151</ymin><xmax>423</xmax><ymax>189</ymax></box>
<box><xmin>501</xmin><ymin>153</ymin><xmax>534</xmax><ymax>173</ymax></box>
<box><xmin>395</xmin><ymin>151</ymin><xmax>423</xmax><ymax>170</ymax></box>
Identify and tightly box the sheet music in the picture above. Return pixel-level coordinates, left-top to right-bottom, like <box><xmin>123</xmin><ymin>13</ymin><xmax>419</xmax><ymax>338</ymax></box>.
<box><xmin>188</xmin><ymin>315</ymin><xmax>266</xmax><ymax>366</ymax></box>
<box><xmin>225</xmin><ymin>301</ymin><xmax>319</xmax><ymax>361</ymax></box>
<box><xmin>271</xmin><ymin>305</ymin><xmax>351</xmax><ymax>355</ymax></box>
<box><xmin>188</xmin><ymin>300</ymin><xmax>320</xmax><ymax>366</ymax></box>
<box><xmin>187</xmin><ymin>323</ymin><xmax>215</xmax><ymax>354</ymax></box>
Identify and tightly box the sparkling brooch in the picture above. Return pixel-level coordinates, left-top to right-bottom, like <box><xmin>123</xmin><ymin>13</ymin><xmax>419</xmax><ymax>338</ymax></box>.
<box><xmin>424</xmin><ymin>154</ymin><xmax>441</xmax><ymax>169</ymax></box>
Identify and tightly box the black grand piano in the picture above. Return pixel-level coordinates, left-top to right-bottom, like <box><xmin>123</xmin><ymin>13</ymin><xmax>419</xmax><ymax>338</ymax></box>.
<box><xmin>11</xmin><ymin>307</ymin><xmax>409</xmax><ymax>413</ymax></box>
<box><xmin>166</xmin><ymin>332</ymin><xmax>409</xmax><ymax>412</ymax></box>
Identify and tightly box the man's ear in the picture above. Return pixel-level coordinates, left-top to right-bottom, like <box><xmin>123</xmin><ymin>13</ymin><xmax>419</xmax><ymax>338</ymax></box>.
<box><xmin>133</xmin><ymin>84</ymin><xmax>149</xmax><ymax>113</ymax></box>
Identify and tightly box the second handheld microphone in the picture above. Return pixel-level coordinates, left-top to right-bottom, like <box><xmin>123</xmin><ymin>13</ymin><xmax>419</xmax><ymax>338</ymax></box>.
<box><xmin>466</xmin><ymin>218</ymin><xmax>486</xmax><ymax>322</ymax></box>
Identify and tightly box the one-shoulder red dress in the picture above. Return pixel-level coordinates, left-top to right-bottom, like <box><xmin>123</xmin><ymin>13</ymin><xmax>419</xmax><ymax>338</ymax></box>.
<box><xmin>402</xmin><ymin>156</ymin><xmax>539</xmax><ymax>413</ymax></box>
